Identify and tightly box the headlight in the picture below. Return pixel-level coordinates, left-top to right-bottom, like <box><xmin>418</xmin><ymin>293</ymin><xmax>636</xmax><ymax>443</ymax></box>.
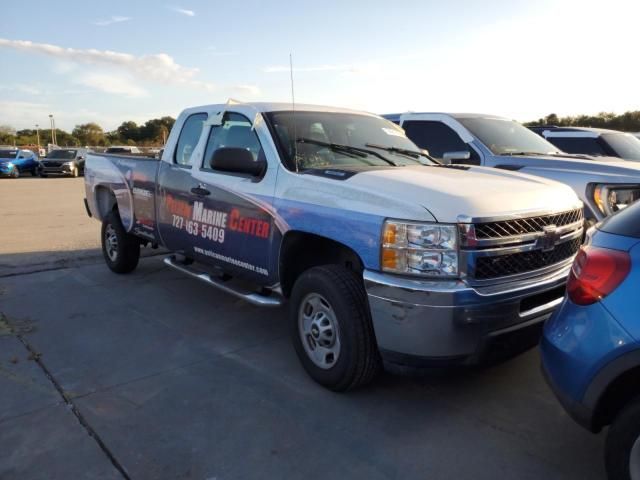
<box><xmin>6</xmin><ymin>162</ymin><xmax>14</xmax><ymax>169</ymax></box>
<box><xmin>64</xmin><ymin>161</ymin><xmax>74</xmax><ymax>166</ymax></box>
<box><xmin>593</xmin><ymin>184</ymin><xmax>640</xmax><ymax>216</ymax></box>
<box><xmin>381</xmin><ymin>220</ymin><xmax>459</xmax><ymax>277</ymax></box>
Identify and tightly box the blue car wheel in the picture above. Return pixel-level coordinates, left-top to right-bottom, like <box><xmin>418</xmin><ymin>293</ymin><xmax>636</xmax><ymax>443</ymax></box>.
<box><xmin>606</xmin><ymin>397</ymin><xmax>640</xmax><ymax>480</ymax></box>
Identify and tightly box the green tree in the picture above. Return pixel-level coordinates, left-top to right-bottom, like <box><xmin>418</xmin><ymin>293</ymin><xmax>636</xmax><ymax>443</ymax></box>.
<box><xmin>72</xmin><ymin>123</ymin><xmax>105</xmax><ymax>146</ymax></box>
<box><xmin>117</xmin><ymin>121</ymin><xmax>141</xmax><ymax>143</ymax></box>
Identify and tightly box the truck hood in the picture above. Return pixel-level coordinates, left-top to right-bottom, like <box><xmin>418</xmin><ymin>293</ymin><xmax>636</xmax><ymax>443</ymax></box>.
<box><xmin>345</xmin><ymin>165</ymin><xmax>580</xmax><ymax>222</ymax></box>
<box><xmin>489</xmin><ymin>153</ymin><xmax>640</xmax><ymax>180</ymax></box>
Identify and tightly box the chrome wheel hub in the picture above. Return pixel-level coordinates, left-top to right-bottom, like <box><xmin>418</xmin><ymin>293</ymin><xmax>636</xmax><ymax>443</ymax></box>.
<box><xmin>298</xmin><ymin>293</ymin><xmax>340</xmax><ymax>369</ymax></box>
<box><xmin>105</xmin><ymin>225</ymin><xmax>119</xmax><ymax>262</ymax></box>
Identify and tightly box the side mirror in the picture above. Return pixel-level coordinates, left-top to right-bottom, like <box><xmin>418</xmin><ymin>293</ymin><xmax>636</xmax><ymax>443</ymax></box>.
<box><xmin>77</xmin><ymin>155</ymin><xmax>85</xmax><ymax>160</ymax></box>
<box><xmin>210</xmin><ymin>147</ymin><xmax>265</xmax><ymax>177</ymax></box>
<box><xmin>442</xmin><ymin>150</ymin><xmax>471</xmax><ymax>164</ymax></box>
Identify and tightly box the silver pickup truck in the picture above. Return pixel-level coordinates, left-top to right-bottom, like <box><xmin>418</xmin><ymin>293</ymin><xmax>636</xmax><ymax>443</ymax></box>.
<box><xmin>84</xmin><ymin>101</ymin><xmax>583</xmax><ymax>391</ymax></box>
<box><xmin>384</xmin><ymin>113</ymin><xmax>640</xmax><ymax>224</ymax></box>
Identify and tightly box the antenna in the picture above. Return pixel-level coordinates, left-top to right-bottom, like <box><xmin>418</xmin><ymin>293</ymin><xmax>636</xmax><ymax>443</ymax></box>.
<box><xmin>289</xmin><ymin>53</ymin><xmax>299</xmax><ymax>173</ymax></box>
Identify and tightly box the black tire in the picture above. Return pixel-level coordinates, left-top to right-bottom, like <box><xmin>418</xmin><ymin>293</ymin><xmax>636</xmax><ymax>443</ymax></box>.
<box><xmin>101</xmin><ymin>211</ymin><xmax>140</xmax><ymax>274</ymax></box>
<box><xmin>32</xmin><ymin>168</ymin><xmax>39</xmax><ymax>177</ymax></box>
<box><xmin>290</xmin><ymin>265</ymin><xmax>380</xmax><ymax>391</ymax></box>
<box><xmin>11</xmin><ymin>169</ymin><xmax>19</xmax><ymax>179</ymax></box>
<box><xmin>606</xmin><ymin>396</ymin><xmax>640</xmax><ymax>480</ymax></box>
<box><xmin>39</xmin><ymin>173</ymin><xmax>48</xmax><ymax>178</ymax></box>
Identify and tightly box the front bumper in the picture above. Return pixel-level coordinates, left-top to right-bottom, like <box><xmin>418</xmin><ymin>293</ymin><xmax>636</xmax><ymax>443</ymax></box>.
<box><xmin>364</xmin><ymin>265</ymin><xmax>570</xmax><ymax>365</ymax></box>
<box><xmin>41</xmin><ymin>164</ymin><xmax>75</xmax><ymax>175</ymax></box>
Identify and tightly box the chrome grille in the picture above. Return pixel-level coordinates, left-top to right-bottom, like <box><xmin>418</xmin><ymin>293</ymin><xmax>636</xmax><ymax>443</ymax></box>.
<box><xmin>474</xmin><ymin>237</ymin><xmax>581</xmax><ymax>280</ymax></box>
<box><xmin>474</xmin><ymin>209</ymin><xmax>583</xmax><ymax>239</ymax></box>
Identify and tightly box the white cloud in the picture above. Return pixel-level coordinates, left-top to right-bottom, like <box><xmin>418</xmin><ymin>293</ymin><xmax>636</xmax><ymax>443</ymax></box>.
<box><xmin>0</xmin><ymin>38</ymin><xmax>224</xmax><ymax>91</ymax></box>
<box><xmin>0</xmin><ymin>84</ymin><xmax>42</xmax><ymax>95</ymax></box>
<box><xmin>93</xmin><ymin>15</ymin><xmax>132</xmax><ymax>26</ymax></box>
<box><xmin>169</xmin><ymin>6</ymin><xmax>195</xmax><ymax>16</ymax></box>
<box><xmin>76</xmin><ymin>73</ymin><xmax>148</xmax><ymax>98</ymax></box>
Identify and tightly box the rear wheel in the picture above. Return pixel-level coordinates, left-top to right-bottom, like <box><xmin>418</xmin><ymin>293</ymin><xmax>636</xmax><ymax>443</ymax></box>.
<box><xmin>290</xmin><ymin>265</ymin><xmax>380</xmax><ymax>391</ymax></box>
<box><xmin>101</xmin><ymin>211</ymin><xmax>140</xmax><ymax>273</ymax></box>
<box><xmin>606</xmin><ymin>396</ymin><xmax>640</xmax><ymax>480</ymax></box>
<box><xmin>32</xmin><ymin>167</ymin><xmax>39</xmax><ymax>177</ymax></box>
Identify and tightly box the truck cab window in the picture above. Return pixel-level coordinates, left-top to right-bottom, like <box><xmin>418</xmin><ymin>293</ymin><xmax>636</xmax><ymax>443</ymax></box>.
<box><xmin>174</xmin><ymin>113</ymin><xmax>207</xmax><ymax>167</ymax></box>
<box><xmin>202</xmin><ymin>112</ymin><xmax>265</xmax><ymax>170</ymax></box>
<box><xmin>402</xmin><ymin>120</ymin><xmax>474</xmax><ymax>161</ymax></box>
<box><xmin>546</xmin><ymin>137</ymin><xmax>608</xmax><ymax>156</ymax></box>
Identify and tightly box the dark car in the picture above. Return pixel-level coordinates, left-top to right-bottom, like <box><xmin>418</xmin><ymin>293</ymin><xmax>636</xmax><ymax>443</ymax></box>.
<box><xmin>531</xmin><ymin>126</ymin><xmax>640</xmax><ymax>162</ymax></box>
<box><xmin>542</xmin><ymin>200</ymin><xmax>640</xmax><ymax>479</ymax></box>
<box><xmin>40</xmin><ymin>148</ymin><xmax>89</xmax><ymax>177</ymax></box>
<box><xmin>0</xmin><ymin>149</ymin><xmax>39</xmax><ymax>178</ymax></box>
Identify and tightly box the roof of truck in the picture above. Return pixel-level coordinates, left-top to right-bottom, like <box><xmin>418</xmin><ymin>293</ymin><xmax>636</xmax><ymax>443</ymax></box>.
<box><xmin>182</xmin><ymin>102</ymin><xmax>379</xmax><ymax>117</ymax></box>
<box><xmin>382</xmin><ymin>112</ymin><xmax>512</xmax><ymax>122</ymax></box>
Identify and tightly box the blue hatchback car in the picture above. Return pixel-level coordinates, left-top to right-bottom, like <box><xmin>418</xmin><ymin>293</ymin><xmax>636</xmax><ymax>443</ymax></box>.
<box><xmin>542</xmin><ymin>200</ymin><xmax>640</xmax><ymax>480</ymax></box>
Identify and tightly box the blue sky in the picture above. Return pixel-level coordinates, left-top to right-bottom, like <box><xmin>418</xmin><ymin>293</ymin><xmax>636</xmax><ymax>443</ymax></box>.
<box><xmin>2</xmin><ymin>0</ymin><xmax>638</xmax><ymax>131</ymax></box>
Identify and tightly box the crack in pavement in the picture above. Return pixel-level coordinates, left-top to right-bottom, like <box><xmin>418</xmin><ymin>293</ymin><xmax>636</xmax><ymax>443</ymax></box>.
<box><xmin>1</xmin><ymin>313</ymin><xmax>131</xmax><ymax>480</ymax></box>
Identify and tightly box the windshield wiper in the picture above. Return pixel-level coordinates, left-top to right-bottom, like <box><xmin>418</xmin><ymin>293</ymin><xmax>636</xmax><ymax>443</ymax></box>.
<box><xmin>296</xmin><ymin>138</ymin><xmax>398</xmax><ymax>166</ymax></box>
<box><xmin>364</xmin><ymin>143</ymin><xmax>438</xmax><ymax>165</ymax></box>
<box><xmin>500</xmin><ymin>151</ymin><xmax>556</xmax><ymax>157</ymax></box>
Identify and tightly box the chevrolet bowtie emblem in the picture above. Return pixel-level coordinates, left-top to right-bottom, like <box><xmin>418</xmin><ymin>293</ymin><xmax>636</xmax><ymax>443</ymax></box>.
<box><xmin>536</xmin><ymin>225</ymin><xmax>560</xmax><ymax>252</ymax></box>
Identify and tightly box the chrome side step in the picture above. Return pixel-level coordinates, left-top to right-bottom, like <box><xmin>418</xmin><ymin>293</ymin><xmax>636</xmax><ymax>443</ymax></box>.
<box><xmin>163</xmin><ymin>256</ymin><xmax>283</xmax><ymax>307</ymax></box>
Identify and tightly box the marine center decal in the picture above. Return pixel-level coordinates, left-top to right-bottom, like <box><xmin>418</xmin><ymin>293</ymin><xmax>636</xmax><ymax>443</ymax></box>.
<box><xmin>163</xmin><ymin>194</ymin><xmax>273</xmax><ymax>277</ymax></box>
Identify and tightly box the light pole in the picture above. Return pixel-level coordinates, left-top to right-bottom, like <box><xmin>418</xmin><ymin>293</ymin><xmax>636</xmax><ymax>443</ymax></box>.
<box><xmin>35</xmin><ymin>124</ymin><xmax>40</xmax><ymax>150</ymax></box>
<box><xmin>48</xmin><ymin>114</ymin><xmax>57</xmax><ymax>145</ymax></box>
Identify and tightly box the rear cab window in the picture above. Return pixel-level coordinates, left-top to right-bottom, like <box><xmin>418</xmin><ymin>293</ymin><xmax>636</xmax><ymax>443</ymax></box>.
<box><xmin>174</xmin><ymin>113</ymin><xmax>207</xmax><ymax>167</ymax></box>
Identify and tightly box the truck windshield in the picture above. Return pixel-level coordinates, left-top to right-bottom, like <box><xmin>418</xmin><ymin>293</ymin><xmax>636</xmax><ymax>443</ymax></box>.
<box><xmin>458</xmin><ymin>117</ymin><xmax>560</xmax><ymax>156</ymax></box>
<box><xmin>601</xmin><ymin>133</ymin><xmax>640</xmax><ymax>161</ymax></box>
<box><xmin>47</xmin><ymin>149</ymin><xmax>77</xmax><ymax>159</ymax></box>
<box><xmin>264</xmin><ymin>111</ymin><xmax>433</xmax><ymax>170</ymax></box>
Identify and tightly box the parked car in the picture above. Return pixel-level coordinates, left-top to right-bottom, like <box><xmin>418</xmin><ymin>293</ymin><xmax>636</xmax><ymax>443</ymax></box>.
<box><xmin>385</xmin><ymin>113</ymin><xmax>640</xmax><ymax>224</ymax></box>
<box><xmin>40</xmin><ymin>148</ymin><xmax>89</xmax><ymax>177</ymax></box>
<box><xmin>0</xmin><ymin>148</ymin><xmax>39</xmax><ymax>178</ymax></box>
<box><xmin>85</xmin><ymin>102</ymin><xmax>583</xmax><ymax>391</ymax></box>
<box><xmin>530</xmin><ymin>126</ymin><xmax>640</xmax><ymax>162</ymax></box>
<box><xmin>105</xmin><ymin>146</ymin><xmax>142</xmax><ymax>155</ymax></box>
<box><xmin>541</xmin><ymin>200</ymin><xmax>640</xmax><ymax>480</ymax></box>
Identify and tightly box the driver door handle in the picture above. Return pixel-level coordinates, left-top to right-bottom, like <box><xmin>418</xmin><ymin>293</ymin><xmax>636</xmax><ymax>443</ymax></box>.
<box><xmin>190</xmin><ymin>185</ymin><xmax>211</xmax><ymax>196</ymax></box>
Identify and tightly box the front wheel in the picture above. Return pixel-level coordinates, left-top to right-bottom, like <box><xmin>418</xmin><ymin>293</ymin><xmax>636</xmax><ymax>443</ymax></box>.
<box><xmin>11</xmin><ymin>168</ymin><xmax>19</xmax><ymax>179</ymax></box>
<box><xmin>101</xmin><ymin>211</ymin><xmax>140</xmax><ymax>274</ymax></box>
<box><xmin>606</xmin><ymin>397</ymin><xmax>640</xmax><ymax>480</ymax></box>
<box><xmin>290</xmin><ymin>265</ymin><xmax>380</xmax><ymax>391</ymax></box>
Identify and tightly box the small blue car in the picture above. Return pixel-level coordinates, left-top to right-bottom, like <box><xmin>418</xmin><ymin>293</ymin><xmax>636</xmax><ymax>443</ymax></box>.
<box><xmin>0</xmin><ymin>148</ymin><xmax>39</xmax><ymax>178</ymax></box>
<box><xmin>541</xmin><ymin>200</ymin><xmax>640</xmax><ymax>480</ymax></box>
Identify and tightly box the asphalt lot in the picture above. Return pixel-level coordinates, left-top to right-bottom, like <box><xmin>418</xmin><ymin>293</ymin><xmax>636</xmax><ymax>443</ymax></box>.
<box><xmin>0</xmin><ymin>177</ymin><xmax>606</xmax><ymax>479</ymax></box>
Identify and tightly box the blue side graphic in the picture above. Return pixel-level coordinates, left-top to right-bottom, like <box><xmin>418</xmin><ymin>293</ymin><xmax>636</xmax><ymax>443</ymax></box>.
<box><xmin>272</xmin><ymin>197</ymin><xmax>384</xmax><ymax>270</ymax></box>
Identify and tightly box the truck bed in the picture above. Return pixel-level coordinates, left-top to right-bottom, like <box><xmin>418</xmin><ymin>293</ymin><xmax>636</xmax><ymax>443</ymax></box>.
<box><xmin>85</xmin><ymin>153</ymin><xmax>160</xmax><ymax>243</ymax></box>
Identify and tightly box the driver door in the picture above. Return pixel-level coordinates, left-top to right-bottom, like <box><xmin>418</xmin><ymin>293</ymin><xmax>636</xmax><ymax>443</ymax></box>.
<box><xmin>189</xmin><ymin>110</ymin><xmax>279</xmax><ymax>286</ymax></box>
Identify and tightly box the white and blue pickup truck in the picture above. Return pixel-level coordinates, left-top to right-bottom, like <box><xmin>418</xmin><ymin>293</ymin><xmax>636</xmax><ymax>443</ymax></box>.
<box><xmin>84</xmin><ymin>101</ymin><xmax>583</xmax><ymax>391</ymax></box>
